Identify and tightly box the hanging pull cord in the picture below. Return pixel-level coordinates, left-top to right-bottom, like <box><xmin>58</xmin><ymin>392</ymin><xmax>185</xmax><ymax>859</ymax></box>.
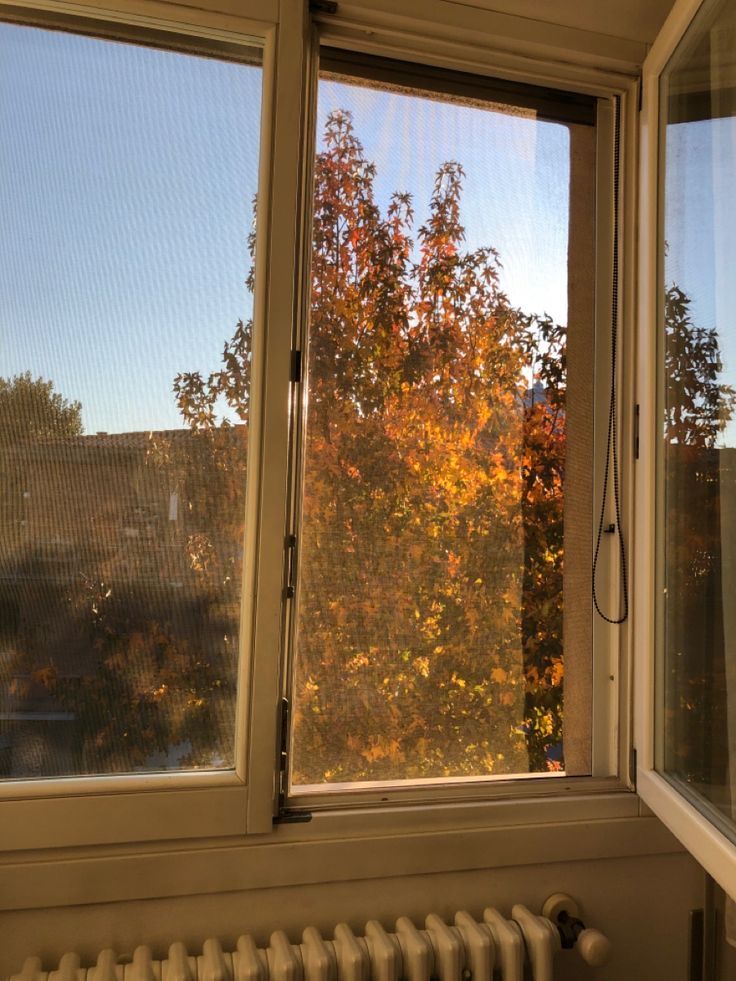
<box><xmin>592</xmin><ymin>95</ymin><xmax>628</xmax><ymax>625</ymax></box>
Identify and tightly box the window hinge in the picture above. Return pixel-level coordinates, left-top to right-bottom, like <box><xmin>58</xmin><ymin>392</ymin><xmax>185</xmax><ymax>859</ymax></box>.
<box><xmin>291</xmin><ymin>349</ymin><xmax>302</xmax><ymax>384</ymax></box>
<box><xmin>629</xmin><ymin>746</ymin><xmax>637</xmax><ymax>791</ymax></box>
<box><xmin>285</xmin><ymin>533</ymin><xmax>297</xmax><ymax>599</ymax></box>
<box><xmin>274</xmin><ymin>697</ymin><xmax>312</xmax><ymax>825</ymax></box>
<box><xmin>310</xmin><ymin>0</ymin><xmax>338</xmax><ymax>14</ymax></box>
<box><xmin>634</xmin><ymin>403</ymin><xmax>640</xmax><ymax>460</ymax></box>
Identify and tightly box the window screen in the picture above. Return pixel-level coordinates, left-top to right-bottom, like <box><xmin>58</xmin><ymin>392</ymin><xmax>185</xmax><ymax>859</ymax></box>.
<box><xmin>288</xmin><ymin>54</ymin><xmax>597</xmax><ymax>791</ymax></box>
<box><xmin>0</xmin><ymin>21</ymin><xmax>262</xmax><ymax>778</ymax></box>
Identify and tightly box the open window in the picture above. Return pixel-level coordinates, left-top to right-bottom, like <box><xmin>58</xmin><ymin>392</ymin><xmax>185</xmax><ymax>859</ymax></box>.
<box><xmin>281</xmin><ymin>47</ymin><xmax>626</xmax><ymax>811</ymax></box>
<box><xmin>0</xmin><ymin>0</ymin><xmax>638</xmax><ymax>852</ymax></box>
<box><xmin>637</xmin><ymin>0</ymin><xmax>736</xmax><ymax>904</ymax></box>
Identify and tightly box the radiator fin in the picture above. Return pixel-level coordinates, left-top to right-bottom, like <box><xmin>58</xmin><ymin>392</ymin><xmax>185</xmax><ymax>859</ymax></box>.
<box><xmin>363</xmin><ymin>922</ymin><xmax>398</xmax><ymax>981</ymax></box>
<box><xmin>393</xmin><ymin>919</ymin><xmax>429</xmax><ymax>981</ymax></box>
<box><xmin>267</xmin><ymin>932</ymin><xmax>300</xmax><ymax>981</ymax></box>
<box><xmin>198</xmin><ymin>939</ymin><xmax>231</xmax><ymax>981</ymax></box>
<box><xmin>482</xmin><ymin>909</ymin><xmax>523</xmax><ymax>981</ymax></box>
<box><xmin>10</xmin><ymin>905</ymin><xmax>573</xmax><ymax>981</ymax></box>
<box><xmin>454</xmin><ymin>912</ymin><xmax>493</xmax><ymax>980</ymax></box>
<box><xmin>511</xmin><ymin>907</ymin><xmax>558</xmax><ymax>981</ymax></box>
<box><xmin>233</xmin><ymin>937</ymin><xmax>265</xmax><ymax>981</ymax></box>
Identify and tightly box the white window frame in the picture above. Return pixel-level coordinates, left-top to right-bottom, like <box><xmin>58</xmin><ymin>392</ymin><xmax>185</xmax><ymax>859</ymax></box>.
<box><xmin>276</xmin><ymin>19</ymin><xmax>638</xmax><ymax>815</ymax></box>
<box><xmin>0</xmin><ymin>0</ymin><xmax>644</xmax><ymax>866</ymax></box>
<box><xmin>633</xmin><ymin>0</ymin><xmax>736</xmax><ymax>903</ymax></box>
<box><xmin>0</xmin><ymin>0</ymin><xmax>291</xmax><ymax>848</ymax></box>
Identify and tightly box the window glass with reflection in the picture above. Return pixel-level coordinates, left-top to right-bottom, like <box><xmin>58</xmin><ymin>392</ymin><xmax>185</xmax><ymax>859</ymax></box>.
<box><xmin>660</xmin><ymin>0</ymin><xmax>736</xmax><ymax>834</ymax></box>
<box><xmin>0</xmin><ymin>22</ymin><xmax>262</xmax><ymax>778</ymax></box>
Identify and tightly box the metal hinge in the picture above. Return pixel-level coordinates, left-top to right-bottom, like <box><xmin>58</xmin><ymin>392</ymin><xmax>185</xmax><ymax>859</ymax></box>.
<box><xmin>285</xmin><ymin>533</ymin><xmax>297</xmax><ymax>599</ymax></box>
<box><xmin>273</xmin><ymin>697</ymin><xmax>312</xmax><ymax>825</ymax></box>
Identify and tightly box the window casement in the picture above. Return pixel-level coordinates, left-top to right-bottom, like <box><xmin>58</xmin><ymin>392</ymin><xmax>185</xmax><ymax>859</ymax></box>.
<box><xmin>0</xmin><ymin>0</ymin><xmax>639</xmax><ymax>855</ymax></box>
<box><xmin>279</xmin><ymin>48</ymin><xmax>626</xmax><ymax>813</ymax></box>
<box><xmin>0</xmin><ymin>0</ymin><xmax>284</xmax><ymax>849</ymax></box>
<box><xmin>635</xmin><ymin>0</ymin><xmax>736</xmax><ymax>905</ymax></box>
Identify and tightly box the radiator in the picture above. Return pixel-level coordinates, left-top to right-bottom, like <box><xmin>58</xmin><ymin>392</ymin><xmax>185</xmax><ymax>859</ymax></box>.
<box><xmin>9</xmin><ymin>894</ymin><xmax>611</xmax><ymax>981</ymax></box>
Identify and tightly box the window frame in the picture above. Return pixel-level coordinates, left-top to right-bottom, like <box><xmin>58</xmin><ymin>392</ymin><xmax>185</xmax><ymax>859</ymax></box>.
<box><xmin>633</xmin><ymin>0</ymin><xmax>736</xmax><ymax>905</ymax></box>
<box><xmin>0</xmin><ymin>0</ymin><xmax>285</xmax><ymax>847</ymax></box>
<box><xmin>276</xmin><ymin>35</ymin><xmax>636</xmax><ymax>814</ymax></box>
<box><xmin>0</xmin><ymin>0</ymin><xmax>642</xmax><ymax>858</ymax></box>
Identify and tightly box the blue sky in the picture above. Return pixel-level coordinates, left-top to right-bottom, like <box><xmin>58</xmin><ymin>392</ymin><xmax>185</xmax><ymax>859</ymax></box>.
<box><xmin>1</xmin><ymin>22</ymin><xmax>571</xmax><ymax>434</ymax></box>
<box><xmin>0</xmin><ymin>22</ymin><xmax>261</xmax><ymax>434</ymax></box>
<box><xmin>317</xmin><ymin>79</ymin><xmax>570</xmax><ymax>328</ymax></box>
<box><xmin>665</xmin><ymin>116</ymin><xmax>736</xmax><ymax>448</ymax></box>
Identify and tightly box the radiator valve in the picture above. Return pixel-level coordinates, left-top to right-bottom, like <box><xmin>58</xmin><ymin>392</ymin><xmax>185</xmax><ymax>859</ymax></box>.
<box><xmin>542</xmin><ymin>893</ymin><xmax>612</xmax><ymax>967</ymax></box>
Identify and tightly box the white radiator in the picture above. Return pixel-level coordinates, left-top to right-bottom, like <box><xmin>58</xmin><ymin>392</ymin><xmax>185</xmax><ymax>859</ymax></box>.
<box><xmin>9</xmin><ymin>894</ymin><xmax>611</xmax><ymax>981</ymax></box>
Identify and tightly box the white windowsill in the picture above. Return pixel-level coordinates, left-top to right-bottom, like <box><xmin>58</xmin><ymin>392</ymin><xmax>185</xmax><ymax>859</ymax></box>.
<box><xmin>0</xmin><ymin>788</ymin><xmax>683</xmax><ymax>912</ymax></box>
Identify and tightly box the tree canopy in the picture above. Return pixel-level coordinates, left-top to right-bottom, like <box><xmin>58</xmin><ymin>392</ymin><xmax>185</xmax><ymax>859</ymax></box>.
<box><xmin>167</xmin><ymin>109</ymin><xmax>568</xmax><ymax>779</ymax></box>
<box><xmin>11</xmin><ymin>107</ymin><xmax>732</xmax><ymax>785</ymax></box>
<box><xmin>0</xmin><ymin>371</ymin><xmax>82</xmax><ymax>442</ymax></box>
<box><xmin>283</xmin><ymin>110</ymin><xmax>565</xmax><ymax>780</ymax></box>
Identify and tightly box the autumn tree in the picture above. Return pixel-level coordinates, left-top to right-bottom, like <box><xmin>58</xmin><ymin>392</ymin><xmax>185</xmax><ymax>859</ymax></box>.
<box><xmin>0</xmin><ymin>371</ymin><xmax>82</xmax><ymax>441</ymax></box>
<box><xmin>19</xmin><ymin>109</ymin><xmax>567</xmax><ymax>779</ymax></box>
<box><xmin>43</xmin><ymin>244</ymin><xmax>258</xmax><ymax>775</ymax></box>
<box><xmin>0</xmin><ymin>376</ymin><xmax>242</xmax><ymax>775</ymax></box>
<box><xmin>13</xmin><ymin>112</ymin><xmax>734</xmax><ymax>784</ymax></box>
<box><xmin>0</xmin><ymin>371</ymin><xmax>83</xmax><ymax>624</ymax></box>
<box><xmin>176</xmin><ymin>109</ymin><xmax>566</xmax><ymax>781</ymax></box>
<box><xmin>519</xmin><ymin>317</ymin><xmax>566</xmax><ymax>772</ymax></box>
<box><xmin>286</xmin><ymin>110</ymin><xmax>567</xmax><ymax>781</ymax></box>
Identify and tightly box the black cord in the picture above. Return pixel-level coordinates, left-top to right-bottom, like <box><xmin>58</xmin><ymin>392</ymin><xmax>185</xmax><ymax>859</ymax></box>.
<box><xmin>592</xmin><ymin>95</ymin><xmax>628</xmax><ymax>625</ymax></box>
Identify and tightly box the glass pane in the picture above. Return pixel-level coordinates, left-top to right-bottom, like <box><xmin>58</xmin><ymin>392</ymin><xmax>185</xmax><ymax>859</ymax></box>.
<box><xmin>290</xmin><ymin>65</ymin><xmax>597</xmax><ymax>789</ymax></box>
<box><xmin>660</xmin><ymin>0</ymin><xmax>736</xmax><ymax>833</ymax></box>
<box><xmin>0</xmin><ymin>22</ymin><xmax>262</xmax><ymax>778</ymax></box>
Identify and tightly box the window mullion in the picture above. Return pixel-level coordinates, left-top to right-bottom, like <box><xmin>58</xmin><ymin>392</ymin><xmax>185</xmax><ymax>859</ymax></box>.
<box><xmin>245</xmin><ymin>0</ymin><xmax>313</xmax><ymax>834</ymax></box>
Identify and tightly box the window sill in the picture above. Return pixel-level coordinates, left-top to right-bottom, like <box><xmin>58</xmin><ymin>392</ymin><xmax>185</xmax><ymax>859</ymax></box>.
<box><xmin>0</xmin><ymin>788</ymin><xmax>684</xmax><ymax>912</ymax></box>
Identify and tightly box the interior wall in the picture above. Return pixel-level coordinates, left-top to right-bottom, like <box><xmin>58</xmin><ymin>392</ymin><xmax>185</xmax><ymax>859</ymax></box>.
<box><xmin>1</xmin><ymin>851</ymin><xmax>704</xmax><ymax>981</ymax></box>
